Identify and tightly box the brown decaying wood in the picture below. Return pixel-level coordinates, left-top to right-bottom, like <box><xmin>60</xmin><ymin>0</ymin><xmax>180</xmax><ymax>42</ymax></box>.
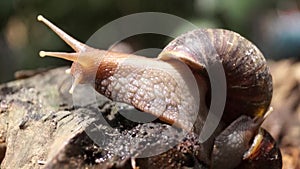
<box><xmin>0</xmin><ymin>59</ymin><xmax>299</xmax><ymax>168</ymax></box>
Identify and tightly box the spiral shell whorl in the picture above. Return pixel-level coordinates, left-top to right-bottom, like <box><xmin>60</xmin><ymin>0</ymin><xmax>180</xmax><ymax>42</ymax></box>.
<box><xmin>159</xmin><ymin>29</ymin><xmax>272</xmax><ymax>124</ymax></box>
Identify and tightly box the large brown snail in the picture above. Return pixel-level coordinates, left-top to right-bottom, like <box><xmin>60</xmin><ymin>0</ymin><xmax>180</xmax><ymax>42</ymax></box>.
<box><xmin>37</xmin><ymin>15</ymin><xmax>282</xmax><ymax>168</ymax></box>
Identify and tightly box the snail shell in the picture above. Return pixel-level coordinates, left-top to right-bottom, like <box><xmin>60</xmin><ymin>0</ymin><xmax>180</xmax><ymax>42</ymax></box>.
<box><xmin>159</xmin><ymin>29</ymin><xmax>272</xmax><ymax>125</ymax></box>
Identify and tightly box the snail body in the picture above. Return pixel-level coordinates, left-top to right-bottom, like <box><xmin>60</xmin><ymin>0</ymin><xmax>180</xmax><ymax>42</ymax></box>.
<box><xmin>37</xmin><ymin>15</ymin><xmax>281</xmax><ymax>168</ymax></box>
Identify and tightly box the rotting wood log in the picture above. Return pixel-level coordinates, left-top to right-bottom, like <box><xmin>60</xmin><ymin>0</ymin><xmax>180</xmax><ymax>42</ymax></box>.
<box><xmin>0</xmin><ymin>59</ymin><xmax>299</xmax><ymax>169</ymax></box>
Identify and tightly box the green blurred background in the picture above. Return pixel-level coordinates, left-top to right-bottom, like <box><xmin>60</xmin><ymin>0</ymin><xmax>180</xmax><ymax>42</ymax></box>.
<box><xmin>1</xmin><ymin>0</ymin><xmax>300</xmax><ymax>83</ymax></box>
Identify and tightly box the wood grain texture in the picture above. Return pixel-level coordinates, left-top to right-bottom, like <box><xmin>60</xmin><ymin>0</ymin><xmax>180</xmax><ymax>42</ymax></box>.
<box><xmin>0</xmin><ymin>59</ymin><xmax>299</xmax><ymax>168</ymax></box>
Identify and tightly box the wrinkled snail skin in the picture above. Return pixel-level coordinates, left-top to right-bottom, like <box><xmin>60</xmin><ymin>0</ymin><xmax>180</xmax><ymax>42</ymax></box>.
<box><xmin>37</xmin><ymin>15</ymin><xmax>282</xmax><ymax>169</ymax></box>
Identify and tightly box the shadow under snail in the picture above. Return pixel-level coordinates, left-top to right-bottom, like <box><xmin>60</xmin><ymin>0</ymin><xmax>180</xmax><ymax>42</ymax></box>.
<box><xmin>37</xmin><ymin>15</ymin><xmax>282</xmax><ymax>169</ymax></box>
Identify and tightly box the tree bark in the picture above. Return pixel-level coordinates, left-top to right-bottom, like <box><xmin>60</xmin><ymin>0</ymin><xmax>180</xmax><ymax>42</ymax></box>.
<box><xmin>0</xmin><ymin>60</ymin><xmax>299</xmax><ymax>169</ymax></box>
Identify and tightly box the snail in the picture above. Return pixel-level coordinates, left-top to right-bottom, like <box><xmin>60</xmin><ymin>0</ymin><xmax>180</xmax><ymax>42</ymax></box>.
<box><xmin>37</xmin><ymin>15</ymin><xmax>282</xmax><ymax>168</ymax></box>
